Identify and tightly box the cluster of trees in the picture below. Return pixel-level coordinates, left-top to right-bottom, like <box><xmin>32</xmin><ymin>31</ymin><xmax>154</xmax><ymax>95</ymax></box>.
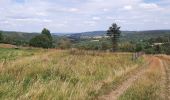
<box><xmin>120</xmin><ymin>36</ymin><xmax>170</xmax><ymax>54</ymax></box>
<box><xmin>144</xmin><ymin>37</ymin><xmax>170</xmax><ymax>54</ymax></box>
<box><xmin>1</xmin><ymin>28</ymin><xmax>54</xmax><ymax>48</ymax></box>
<box><xmin>29</xmin><ymin>28</ymin><xmax>53</xmax><ymax>48</ymax></box>
<box><xmin>0</xmin><ymin>28</ymin><xmax>72</xmax><ymax>49</ymax></box>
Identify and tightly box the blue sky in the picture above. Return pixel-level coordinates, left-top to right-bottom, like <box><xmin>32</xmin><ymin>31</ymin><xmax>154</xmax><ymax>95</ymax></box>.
<box><xmin>0</xmin><ymin>0</ymin><xmax>170</xmax><ymax>33</ymax></box>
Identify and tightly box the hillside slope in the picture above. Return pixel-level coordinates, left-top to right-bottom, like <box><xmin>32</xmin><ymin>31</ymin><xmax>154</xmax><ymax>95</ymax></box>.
<box><xmin>66</xmin><ymin>30</ymin><xmax>170</xmax><ymax>41</ymax></box>
<box><xmin>1</xmin><ymin>30</ymin><xmax>170</xmax><ymax>42</ymax></box>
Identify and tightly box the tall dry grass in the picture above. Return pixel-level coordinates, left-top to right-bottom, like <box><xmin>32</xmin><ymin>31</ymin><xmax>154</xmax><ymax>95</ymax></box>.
<box><xmin>0</xmin><ymin>48</ymin><xmax>143</xmax><ymax>100</ymax></box>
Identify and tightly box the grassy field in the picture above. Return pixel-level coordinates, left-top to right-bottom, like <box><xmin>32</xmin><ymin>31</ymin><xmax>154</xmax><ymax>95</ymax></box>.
<box><xmin>0</xmin><ymin>47</ymin><xmax>144</xmax><ymax>100</ymax></box>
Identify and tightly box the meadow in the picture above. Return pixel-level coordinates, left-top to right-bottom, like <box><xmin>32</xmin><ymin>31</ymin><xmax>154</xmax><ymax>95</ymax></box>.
<box><xmin>0</xmin><ymin>47</ymin><xmax>144</xmax><ymax>100</ymax></box>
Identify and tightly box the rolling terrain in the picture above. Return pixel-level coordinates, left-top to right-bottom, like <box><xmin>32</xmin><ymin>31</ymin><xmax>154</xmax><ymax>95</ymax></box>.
<box><xmin>1</xmin><ymin>30</ymin><xmax>170</xmax><ymax>42</ymax></box>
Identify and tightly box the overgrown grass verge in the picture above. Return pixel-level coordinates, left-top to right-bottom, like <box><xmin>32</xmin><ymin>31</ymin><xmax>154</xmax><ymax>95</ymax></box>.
<box><xmin>95</xmin><ymin>59</ymin><xmax>145</xmax><ymax>99</ymax></box>
<box><xmin>119</xmin><ymin>57</ymin><xmax>162</xmax><ymax>100</ymax></box>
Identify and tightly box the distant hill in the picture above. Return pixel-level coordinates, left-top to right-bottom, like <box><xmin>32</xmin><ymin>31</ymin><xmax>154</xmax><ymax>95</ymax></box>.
<box><xmin>1</xmin><ymin>30</ymin><xmax>170</xmax><ymax>42</ymax></box>
<box><xmin>0</xmin><ymin>30</ymin><xmax>60</xmax><ymax>42</ymax></box>
<box><xmin>122</xmin><ymin>30</ymin><xmax>170</xmax><ymax>41</ymax></box>
<box><xmin>0</xmin><ymin>31</ymin><xmax>39</xmax><ymax>41</ymax></box>
<box><xmin>65</xmin><ymin>30</ymin><xmax>170</xmax><ymax>41</ymax></box>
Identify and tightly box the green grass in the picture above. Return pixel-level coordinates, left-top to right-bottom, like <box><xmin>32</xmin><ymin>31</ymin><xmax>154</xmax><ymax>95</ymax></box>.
<box><xmin>0</xmin><ymin>48</ymin><xmax>43</xmax><ymax>61</ymax></box>
<box><xmin>0</xmin><ymin>49</ymin><xmax>144</xmax><ymax>100</ymax></box>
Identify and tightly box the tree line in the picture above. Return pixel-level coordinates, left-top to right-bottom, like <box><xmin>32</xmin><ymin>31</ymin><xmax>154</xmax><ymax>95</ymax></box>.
<box><xmin>0</xmin><ymin>23</ymin><xmax>170</xmax><ymax>54</ymax></box>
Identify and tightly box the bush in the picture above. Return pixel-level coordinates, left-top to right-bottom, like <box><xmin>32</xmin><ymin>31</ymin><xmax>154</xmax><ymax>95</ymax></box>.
<box><xmin>29</xmin><ymin>34</ymin><xmax>52</xmax><ymax>48</ymax></box>
<box><xmin>29</xmin><ymin>28</ymin><xmax>53</xmax><ymax>48</ymax></box>
<box><xmin>161</xmin><ymin>43</ymin><xmax>170</xmax><ymax>55</ymax></box>
<box><xmin>58</xmin><ymin>38</ymin><xmax>71</xmax><ymax>49</ymax></box>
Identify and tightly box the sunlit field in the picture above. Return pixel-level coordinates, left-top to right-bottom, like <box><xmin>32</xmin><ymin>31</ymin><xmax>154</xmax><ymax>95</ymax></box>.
<box><xmin>0</xmin><ymin>48</ymin><xmax>144</xmax><ymax>100</ymax></box>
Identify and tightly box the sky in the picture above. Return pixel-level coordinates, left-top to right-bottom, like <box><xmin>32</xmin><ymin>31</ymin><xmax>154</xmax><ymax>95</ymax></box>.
<box><xmin>0</xmin><ymin>0</ymin><xmax>170</xmax><ymax>33</ymax></box>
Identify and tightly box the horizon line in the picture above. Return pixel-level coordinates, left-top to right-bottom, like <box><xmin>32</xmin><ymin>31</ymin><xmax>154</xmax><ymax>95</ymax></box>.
<box><xmin>1</xmin><ymin>29</ymin><xmax>170</xmax><ymax>34</ymax></box>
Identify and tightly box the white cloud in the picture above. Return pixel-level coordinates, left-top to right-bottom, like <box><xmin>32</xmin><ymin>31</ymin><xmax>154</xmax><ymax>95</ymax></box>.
<box><xmin>123</xmin><ymin>5</ymin><xmax>133</xmax><ymax>10</ymax></box>
<box><xmin>103</xmin><ymin>8</ymin><xmax>109</xmax><ymax>12</ymax></box>
<box><xmin>68</xmin><ymin>8</ymin><xmax>79</xmax><ymax>12</ymax></box>
<box><xmin>36</xmin><ymin>12</ymin><xmax>47</xmax><ymax>16</ymax></box>
<box><xmin>139</xmin><ymin>3</ymin><xmax>159</xmax><ymax>9</ymax></box>
<box><xmin>92</xmin><ymin>17</ymin><xmax>101</xmax><ymax>20</ymax></box>
<box><xmin>42</xmin><ymin>19</ymin><xmax>52</xmax><ymax>23</ymax></box>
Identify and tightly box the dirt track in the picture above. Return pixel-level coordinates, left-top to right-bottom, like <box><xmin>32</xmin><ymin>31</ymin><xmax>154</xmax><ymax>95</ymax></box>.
<box><xmin>158</xmin><ymin>55</ymin><xmax>170</xmax><ymax>100</ymax></box>
<box><xmin>98</xmin><ymin>55</ymin><xmax>170</xmax><ymax>100</ymax></box>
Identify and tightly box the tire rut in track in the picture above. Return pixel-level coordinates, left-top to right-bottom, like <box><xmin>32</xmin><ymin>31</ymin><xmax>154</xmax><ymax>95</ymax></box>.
<box><xmin>159</xmin><ymin>57</ymin><xmax>170</xmax><ymax>100</ymax></box>
<box><xmin>98</xmin><ymin>56</ymin><xmax>154</xmax><ymax>100</ymax></box>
